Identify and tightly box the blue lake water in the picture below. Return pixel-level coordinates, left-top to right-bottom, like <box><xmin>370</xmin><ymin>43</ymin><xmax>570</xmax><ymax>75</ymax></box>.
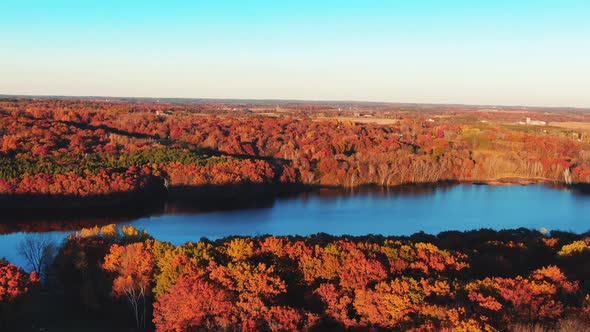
<box><xmin>2</xmin><ymin>184</ymin><xmax>590</xmax><ymax>268</ymax></box>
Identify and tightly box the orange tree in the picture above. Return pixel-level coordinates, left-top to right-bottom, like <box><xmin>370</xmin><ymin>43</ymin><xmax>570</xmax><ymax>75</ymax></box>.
<box><xmin>103</xmin><ymin>242</ymin><xmax>155</xmax><ymax>328</ymax></box>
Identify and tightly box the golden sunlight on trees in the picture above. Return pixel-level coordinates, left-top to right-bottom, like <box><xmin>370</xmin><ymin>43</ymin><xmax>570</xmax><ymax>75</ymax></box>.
<box><xmin>103</xmin><ymin>242</ymin><xmax>154</xmax><ymax>328</ymax></box>
<box><xmin>0</xmin><ymin>260</ymin><xmax>39</xmax><ymax>302</ymax></box>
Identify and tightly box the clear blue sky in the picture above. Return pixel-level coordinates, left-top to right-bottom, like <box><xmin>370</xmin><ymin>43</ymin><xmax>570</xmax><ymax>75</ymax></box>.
<box><xmin>1</xmin><ymin>0</ymin><xmax>589</xmax><ymax>107</ymax></box>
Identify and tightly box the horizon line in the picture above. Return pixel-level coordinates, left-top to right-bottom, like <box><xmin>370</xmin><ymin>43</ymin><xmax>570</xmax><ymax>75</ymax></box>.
<box><xmin>1</xmin><ymin>93</ymin><xmax>589</xmax><ymax>111</ymax></box>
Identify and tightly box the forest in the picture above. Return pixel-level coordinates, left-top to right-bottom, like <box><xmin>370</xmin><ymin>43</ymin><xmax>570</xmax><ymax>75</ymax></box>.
<box><xmin>3</xmin><ymin>225</ymin><xmax>590</xmax><ymax>331</ymax></box>
<box><xmin>1</xmin><ymin>98</ymin><xmax>590</xmax><ymax>209</ymax></box>
<box><xmin>3</xmin><ymin>98</ymin><xmax>590</xmax><ymax>330</ymax></box>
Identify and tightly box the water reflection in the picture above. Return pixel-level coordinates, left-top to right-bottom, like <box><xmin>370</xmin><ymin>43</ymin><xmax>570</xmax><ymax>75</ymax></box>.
<box><xmin>2</xmin><ymin>184</ymin><xmax>590</xmax><ymax>267</ymax></box>
<box><xmin>0</xmin><ymin>182</ymin><xmax>459</xmax><ymax>234</ymax></box>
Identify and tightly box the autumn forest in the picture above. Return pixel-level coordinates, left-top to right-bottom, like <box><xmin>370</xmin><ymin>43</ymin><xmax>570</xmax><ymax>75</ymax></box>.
<box><xmin>2</xmin><ymin>98</ymin><xmax>590</xmax><ymax>330</ymax></box>
<box><xmin>1</xmin><ymin>98</ymin><xmax>590</xmax><ymax>201</ymax></box>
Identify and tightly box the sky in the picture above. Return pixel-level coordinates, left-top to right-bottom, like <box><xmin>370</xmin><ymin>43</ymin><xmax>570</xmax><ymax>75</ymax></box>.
<box><xmin>1</xmin><ymin>0</ymin><xmax>589</xmax><ymax>107</ymax></box>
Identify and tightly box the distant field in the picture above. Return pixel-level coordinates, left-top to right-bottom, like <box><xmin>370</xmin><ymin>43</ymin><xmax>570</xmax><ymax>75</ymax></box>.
<box><xmin>316</xmin><ymin>116</ymin><xmax>399</xmax><ymax>125</ymax></box>
<box><xmin>550</xmin><ymin>122</ymin><xmax>590</xmax><ymax>131</ymax></box>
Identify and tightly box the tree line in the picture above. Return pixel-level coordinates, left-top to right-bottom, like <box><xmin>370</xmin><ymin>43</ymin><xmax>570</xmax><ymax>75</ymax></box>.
<box><xmin>3</xmin><ymin>226</ymin><xmax>590</xmax><ymax>330</ymax></box>
<box><xmin>2</xmin><ymin>98</ymin><xmax>590</xmax><ymax>201</ymax></box>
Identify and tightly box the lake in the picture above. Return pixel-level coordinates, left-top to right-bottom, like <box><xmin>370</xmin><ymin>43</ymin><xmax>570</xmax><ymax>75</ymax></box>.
<box><xmin>2</xmin><ymin>184</ymin><xmax>590</xmax><ymax>268</ymax></box>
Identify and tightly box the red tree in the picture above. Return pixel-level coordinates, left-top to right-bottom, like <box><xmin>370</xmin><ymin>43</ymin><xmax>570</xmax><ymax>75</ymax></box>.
<box><xmin>153</xmin><ymin>272</ymin><xmax>236</xmax><ymax>331</ymax></box>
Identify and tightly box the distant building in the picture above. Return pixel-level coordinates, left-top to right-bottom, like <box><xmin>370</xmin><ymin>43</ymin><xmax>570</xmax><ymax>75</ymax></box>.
<box><xmin>525</xmin><ymin>117</ymin><xmax>547</xmax><ymax>126</ymax></box>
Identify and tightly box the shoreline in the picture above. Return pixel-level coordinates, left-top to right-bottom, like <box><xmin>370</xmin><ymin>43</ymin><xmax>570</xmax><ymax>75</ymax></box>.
<box><xmin>0</xmin><ymin>178</ymin><xmax>586</xmax><ymax>218</ymax></box>
<box><xmin>471</xmin><ymin>177</ymin><xmax>553</xmax><ymax>186</ymax></box>
<box><xmin>0</xmin><ymin>177</ymin><xmax>584</xmax><ymax>211</ymax></box>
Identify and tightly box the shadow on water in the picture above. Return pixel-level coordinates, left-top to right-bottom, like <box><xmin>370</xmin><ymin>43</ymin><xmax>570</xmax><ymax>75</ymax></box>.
<box><xmin>570</xmin><ymin>183</ymin><xmax>590</xmax><ymax>197</ymax></box>
<box><xmin>312</xmin><ymin>181</ymin><xmax>459</xmax><ymax>198</ymax></box>
<box><xmin>3</xmin><ymin>181</ymin><xmax>590</xmax><ymax>268</ymax></box>
<box><xmin>1</xmin><ymin>181</ymin><xmax>589</xmax><ymax>236</ymax></box>
<box><xmin>0</xmin><ymin>182</ymin><xmax>291</xmax><ymax>234</ymax></box>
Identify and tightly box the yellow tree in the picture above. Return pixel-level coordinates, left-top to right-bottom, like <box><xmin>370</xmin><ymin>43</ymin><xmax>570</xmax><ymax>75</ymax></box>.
<box><xmin>103</xmin><ymin>242</ymin><xmax>154</xmax><ymax>328</ymax></box>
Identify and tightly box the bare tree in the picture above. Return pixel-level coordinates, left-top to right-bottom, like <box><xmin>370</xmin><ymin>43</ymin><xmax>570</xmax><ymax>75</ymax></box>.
<box><xmin>17</xmin><ymin>234</ymin><xmax>56</xmax><ymax>279</ymax></box>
